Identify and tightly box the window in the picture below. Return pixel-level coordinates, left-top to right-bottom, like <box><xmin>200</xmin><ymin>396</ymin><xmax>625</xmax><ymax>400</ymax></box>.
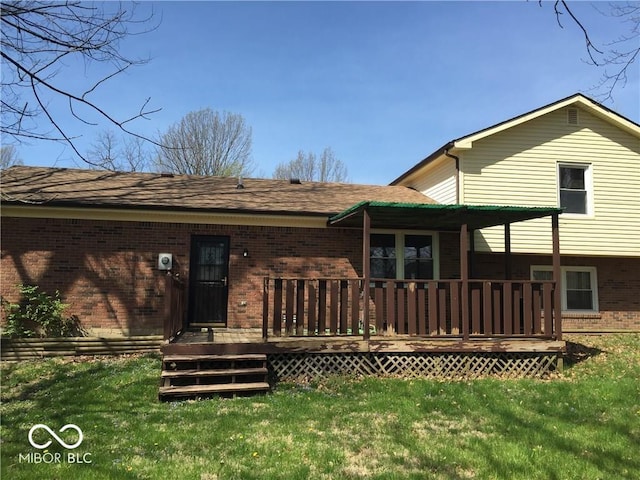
<box><xmin>565</xmin><ymin>270</ymin><xmax>595</xmax><ymax>311</ymax></box>
<box><xmin>370</xmin><ymin>234</ymin><xmax>396</xmax><ymax>279</ymax></box>
<box><xmin>404</xmin><ymin>235</ymin><xmax>433</xmax><ymax>280</ymax></box>
<box><xmin>531</xmin><ymin>269</ymin><xmax>553</xmax><ymax>282</ymax></box>
<box><xmin>370</xmin><ymin>233</ymin><xmax>437</xmax><ymax>280</ymax></box>
<box><xmin>530</xmin><ymin>266</ymin><xmax>598</xmax><ymax>312</ymax></box>
<box><xmin>558</xmin><ymin>164</ymin><xmax>592</xmax><ymax>215</ymax></box>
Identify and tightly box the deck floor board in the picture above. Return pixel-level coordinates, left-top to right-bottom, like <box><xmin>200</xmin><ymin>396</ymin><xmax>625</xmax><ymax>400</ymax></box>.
<box><xmin>164</xmin><ymin>330</ymin><xmax>565</xmax><ymax>356</ymax></box>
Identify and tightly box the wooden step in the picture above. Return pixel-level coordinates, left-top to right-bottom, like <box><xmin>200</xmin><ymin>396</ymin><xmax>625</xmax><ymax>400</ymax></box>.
<box><xmin>161</xmin><ymin>367</ymin><xmax>267</xmax><ymax>378</ymax></box>
<box><xmin>162</xmin><ymin>354</ymin><xmax>266</xmax><ymax>362</ymax></box>
<box><xmin>159</xmin><ymin>382</ymin><xmax>270</xmax><ymax>398</ymax></box>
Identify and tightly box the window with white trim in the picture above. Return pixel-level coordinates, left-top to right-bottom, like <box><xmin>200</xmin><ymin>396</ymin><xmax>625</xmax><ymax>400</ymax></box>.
<box><xmin>531</xmin><ymin>266</ymin><xmax>599</xmax><ymax>312</ymax></box>
<box><xmin>558</xmin><ymin>163</ymin><xmax>592</xmax><ymax>215</ymax></box>
<box><xmin>370</xmin><ymin>232</ymin><xmax>438</xmax><ymax>280</ymax></box>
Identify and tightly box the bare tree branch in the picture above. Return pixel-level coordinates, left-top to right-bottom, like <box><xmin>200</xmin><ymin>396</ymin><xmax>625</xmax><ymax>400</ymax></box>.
<box><xmin>0</xmin><ymin>1</ymin><xmax>162</xmax><ymax>163</ymax></box>
<box><xmin>155</xmin><ymin>109</ymin><xmax>254</xmax><ymax>177</ymax></box>
<box><xmin>273</xmin><ymin>147</ymin><xmax>349</xmax><ymax>183</ymax></box>
<box><xmin>551</xmin><ymin>0</ymin><xmax>604</xmax><ymax>65</ymax></box>
<box><xmin>543</xmin><ymin>0</ymin><xmax>639</xmax><ymax>102</ymax></box>
<box><xmin>85</xmin><ymin>129</ymin><xmax>151</xmax><ymax>172</ymax></box>
<box><xmin>0</xmin><ymin>144</ymin><xmax>23</xmax><ymax>169</ymax></box>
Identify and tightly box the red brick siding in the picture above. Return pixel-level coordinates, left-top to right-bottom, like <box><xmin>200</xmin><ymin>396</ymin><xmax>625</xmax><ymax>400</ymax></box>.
<box><xmin>4</xmin><ymin>216</ymin><xmax>636</xmax><ymax>335</ymax></box>
<box><xmin>474</xmin><ymin>253</ymin><xmax>640</xmax><ymax>331</ymax></box>
<box><xmin>439</xmin><ymin>232</ymin><xmax>461</xmax><ymax>280</ymax></box>
<box><xmin>1</xmin><ymin>217</ymin><xmax>362</xmax><ymax>335</ymax></box>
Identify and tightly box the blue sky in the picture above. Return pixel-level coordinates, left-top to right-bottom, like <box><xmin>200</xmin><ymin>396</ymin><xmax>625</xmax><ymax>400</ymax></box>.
<box><xmin>8</xmin><ymin>1</ymin><xmax>640</xmax><ymax>185</ymax></box>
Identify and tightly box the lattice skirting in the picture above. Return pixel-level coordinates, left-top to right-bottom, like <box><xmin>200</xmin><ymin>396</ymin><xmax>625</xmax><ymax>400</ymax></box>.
<box><xmin>268</xmin><ymin>352</ymin><xmax>559</xmax><ymax>381</ymax></box>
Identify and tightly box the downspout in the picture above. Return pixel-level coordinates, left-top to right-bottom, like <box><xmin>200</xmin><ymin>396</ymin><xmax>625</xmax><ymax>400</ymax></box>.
<box><xmin>444</xmin><ymin>148</ymin><xmax>460</xmax><ymax>204</ymax></box>
<box><xmin>445</xmin><ymin>147</ymin><xmax>469</xmax><ymax>278</ymax></box>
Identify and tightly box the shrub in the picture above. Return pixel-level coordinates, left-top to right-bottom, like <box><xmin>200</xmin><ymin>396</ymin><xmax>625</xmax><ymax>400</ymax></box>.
<box><xmin>1</xmin><ymin>284</ymin><xmax>83</xmax><ymax>338</ymax></box>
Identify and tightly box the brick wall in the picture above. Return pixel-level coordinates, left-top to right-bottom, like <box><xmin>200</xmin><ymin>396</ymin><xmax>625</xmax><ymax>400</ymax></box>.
<box><xmin>473</xmin><ymin>253</ymin><xmax>640</xmax><ymax>331</ymax></box>
<box><xmin>0</xmin><ymin>217</ymin><xmax>362</xmax><ymax>336</ymax></box>
<box><xmin>3</xmin><ymin>216</ymin><xmax>636</xmax><ymax>336</ymax></box>
<box><xmin>439</xmin><ymin>232</ymin><xmax>461</xmax><ymax>280</ymax></box>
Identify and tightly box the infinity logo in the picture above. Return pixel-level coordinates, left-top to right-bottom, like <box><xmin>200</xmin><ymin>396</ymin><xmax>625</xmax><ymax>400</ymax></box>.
<box><xmin>28</xmin><ymin>424</ymin><xmax>83</xmax><ymax>450</ymax></box>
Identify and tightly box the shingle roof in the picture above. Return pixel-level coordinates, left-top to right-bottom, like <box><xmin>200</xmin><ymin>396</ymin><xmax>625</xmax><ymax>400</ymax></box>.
<box><xmin>1</xmin><ymin>166</ymin><xmax>435</xmax><ymax>216</ymax></box>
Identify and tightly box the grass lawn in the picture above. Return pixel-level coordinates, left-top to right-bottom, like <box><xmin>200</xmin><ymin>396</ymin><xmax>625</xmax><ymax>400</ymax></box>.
<box><xmin>1</xmin><ymin>334</ymin><xmax>639</xmax><ymax>480</ymax></box>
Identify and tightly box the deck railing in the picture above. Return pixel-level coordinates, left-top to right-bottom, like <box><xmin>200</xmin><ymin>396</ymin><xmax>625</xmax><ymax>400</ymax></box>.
<box><xmin>164</xmin><ymin>274</ymin><xmax>186</xmax><ymax>342</ymax></box>
<box><xmin>262</xmin><ymin>277</ymin><xmax>561</xmax><ymax>340</ymax></box>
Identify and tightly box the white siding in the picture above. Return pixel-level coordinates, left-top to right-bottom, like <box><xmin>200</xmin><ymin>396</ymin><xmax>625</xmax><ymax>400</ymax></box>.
<box><xmin>460</xmin><ymin>107</ymin><xmax>640</xmax><ymax>256</ymax></box>
<box><xmin>409</xmin><ymin>157</ymin><xmax>458</xmax><ymax>204</ymax></box>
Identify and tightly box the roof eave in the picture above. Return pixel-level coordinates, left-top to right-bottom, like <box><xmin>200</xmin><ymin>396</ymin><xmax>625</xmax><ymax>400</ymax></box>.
<box><xmin>0</xmin><ymin>199</ymin><xmax>336</xmax><ymax>219</ymax></box>
<box><xmin>389</xmin><ymin>141</ymin><xmax>454</xmax><ymax>186</ymax></box>
<box><xmin>329</xmin><ymin>202</ymin><xmax>563</xmax><ymax>230</ymax></box>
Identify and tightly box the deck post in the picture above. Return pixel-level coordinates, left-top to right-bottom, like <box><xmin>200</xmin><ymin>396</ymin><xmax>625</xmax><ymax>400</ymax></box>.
<box><xmin>362</xmin><ymin>208</ymin><xmax>371</xmax><ymax>340</ymax></box>
<box><xmin>504</xmin><ymin>223</ymin><xmax>512</xmax><ymax>280</ymax></box>
<box><xmin>262</xmin><ymin>277</ymin><xmax>269</xmax><ymax>340</ymax></box>
<box><xmin>552</xmin><ymin>213</ymin><xmax>562</xmax><ymax>340</ymax></box>
<box><xmin>469</xmin><ymin>228</ymin><xmax>476</xmax><ymax>279</ymax></box>
<box><xmin>460</xmin><ymin>223</ymin><xmax>470</xmax><ymax>340</ymax></box>
<box><xmin>163</xmin><ymin>273</ymin><xmax>172</xmax><ymax>342</ymax></box>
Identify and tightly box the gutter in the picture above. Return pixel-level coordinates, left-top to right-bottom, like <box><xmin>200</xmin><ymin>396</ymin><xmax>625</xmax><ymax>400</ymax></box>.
<box><xmin>0</xmin><ymin>198</ymin><xmax>335</xmax><ymax>219</ymax></box>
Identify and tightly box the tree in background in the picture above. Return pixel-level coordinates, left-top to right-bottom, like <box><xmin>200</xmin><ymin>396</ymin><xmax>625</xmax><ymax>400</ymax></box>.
<box><xmin>0</xmin><ymin>145</ymin><xmax>23</xmax><ymax>169</ymax></box>
<box><xmin>155</xmin><ymin>109</ymin><xmax>253</xmax><ymax>177</ymax></box>
<box><xmin>273</xmin><ymin>147</ymin><xmax>349</xmax><ymax>183</ymax></box>
<box><xmin>0</xmin><ymin>1</ymin><xmax>159</xmax><ymax>164</ymax></box>
<box><xmin>85</xmin><ymin>130</ymin><xmax>151</xmax><ymax>172</ymax></box>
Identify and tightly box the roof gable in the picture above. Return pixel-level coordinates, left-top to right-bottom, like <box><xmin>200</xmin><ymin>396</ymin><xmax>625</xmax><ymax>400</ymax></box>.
<box><xmin>391</xmin><ymin>93</ymin><xmax>640</xmax><ymax>185</ymax></box>
<box><xmin>453</xmin><ymin>93</ymin><xmax>639</xmax><ymax>149</ymax></box>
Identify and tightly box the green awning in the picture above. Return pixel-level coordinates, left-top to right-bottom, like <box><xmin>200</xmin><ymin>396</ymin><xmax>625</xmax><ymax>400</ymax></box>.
<box><xmin>328</xmin><ymin>201</ymin><xmax>562</xmax><ymax>230</ymax></box>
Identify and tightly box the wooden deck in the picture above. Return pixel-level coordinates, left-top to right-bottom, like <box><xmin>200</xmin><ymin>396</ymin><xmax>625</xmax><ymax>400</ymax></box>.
<box><xmin>159</xmin><ymin>330</ymin><xmax>565</xmax><ymax>399</ymax></box>
<box><xmin>165</xmin><ymin>329</ymin><xmax>565</xmax><ymax>356</ymax></box>
<box><xmin>162</xmin><ymin>330</ymin><xmax>566</xmax><ymax>380</ymax></box>
<box><xmin>158</xmin><ymin>207</ymin><xmax>565</xmax><ymax>396</ymax></box>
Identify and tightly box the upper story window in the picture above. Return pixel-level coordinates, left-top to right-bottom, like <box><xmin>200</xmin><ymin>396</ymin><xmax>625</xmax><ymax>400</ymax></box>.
<box><xmin>558</xmin><ymin>163</ymin><xmax>592</xmax><ymax>215</ymax></box>
<box><xmin>370</xmin><ymin>232</ymin><xmax>437</xmax><ymax>280</ymax></box>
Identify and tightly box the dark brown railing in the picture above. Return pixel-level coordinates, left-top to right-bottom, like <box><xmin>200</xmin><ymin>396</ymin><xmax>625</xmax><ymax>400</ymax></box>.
<box><xmin>262</xmin><ymin>278</ymin><xmax>363</xmax><ymax>338</ymax></box>
<box><xmin>164</xmin><ymin>274</ymin><xmax>186</xmax><ymax>342</ymax></box>
<box><xmin>262</xmin><ymin>277</ymin><xmax>561</xmax><ymax>340</ymax></box>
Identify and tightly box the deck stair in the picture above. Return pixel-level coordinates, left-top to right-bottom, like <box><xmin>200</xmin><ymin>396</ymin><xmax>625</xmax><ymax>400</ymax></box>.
<box><xmin>159</xmin><ymin>353</ymin><xmax>270</xmax><ymax>400</ymax></box>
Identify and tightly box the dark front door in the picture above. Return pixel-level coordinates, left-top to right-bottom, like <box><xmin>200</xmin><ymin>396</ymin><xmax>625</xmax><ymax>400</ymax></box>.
<box><xmin>189</xmin><ymin>236</ymin><xmax>230</xmax><ymax>327</ymax></box>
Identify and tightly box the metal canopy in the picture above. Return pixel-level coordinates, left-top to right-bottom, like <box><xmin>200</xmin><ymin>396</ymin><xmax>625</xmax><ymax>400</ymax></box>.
<box><xmin>328</xmin><ymin>201</ymin><xmax>562</xmax><ymax>230</ymax></box>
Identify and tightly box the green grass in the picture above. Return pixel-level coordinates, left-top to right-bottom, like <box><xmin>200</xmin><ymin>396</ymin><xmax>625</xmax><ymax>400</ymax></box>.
<box><xmin>2</xmin><ymin>334</ymin><xmax>639</xmax><ymax>479</ymax></box>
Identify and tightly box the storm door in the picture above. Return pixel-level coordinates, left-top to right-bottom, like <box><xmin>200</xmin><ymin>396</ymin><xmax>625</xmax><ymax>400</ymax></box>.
<box><xmin>189</xmin><ymin>236</ymin><xmax>230</xmax><ymax>326</ymax></box>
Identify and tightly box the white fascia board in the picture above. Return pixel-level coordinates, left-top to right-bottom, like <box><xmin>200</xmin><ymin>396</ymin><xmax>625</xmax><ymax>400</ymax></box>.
<box><xmin>1</xmin><ymin>205</ymin><xmax>329</xmax><ymax>229</ymax></box>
